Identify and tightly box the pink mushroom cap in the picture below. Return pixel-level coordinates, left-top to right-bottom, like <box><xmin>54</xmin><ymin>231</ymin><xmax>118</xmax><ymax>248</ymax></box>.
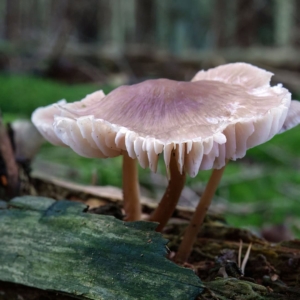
<box><xmin>32</xmin><ymin>63</ymin><xmax>292</xmax><ymax>177</ymax></box>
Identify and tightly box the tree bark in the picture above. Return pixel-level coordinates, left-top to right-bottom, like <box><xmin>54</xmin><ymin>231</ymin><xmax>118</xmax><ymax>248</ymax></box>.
<box><xmin>4</xmin><ymin>0</ymin><xmax>20</xmax><ymax>41</ymax></box>
<box><xmin>235</xmin><ymin>0</ymin><xmax>256</xmax><ymax>47</ymax></box>
<box><xmin>274</xmin><ymin>0</ymin><xmax>295</xmax><ymax>47</ymax></box>
<box><xmin>0</xmin><ymin>116</ymin><xmax>19</xmax><ymax>199</ymax></box>
<box><xmin>212</xmin><ymin>0</ymin><xmax>227</xmax><ymax>48</ymax></box>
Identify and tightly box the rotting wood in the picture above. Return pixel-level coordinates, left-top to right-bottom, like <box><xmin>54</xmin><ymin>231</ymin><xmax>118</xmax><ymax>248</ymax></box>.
<box><xmin>0</xmin><ymin>197</ymin><xmax>300</xmax><ymax>300</ymax></box>
<box><xmin>0</xmin><ymin>196</ymin><xmax>203</xmax><ymax>300</ymax></box>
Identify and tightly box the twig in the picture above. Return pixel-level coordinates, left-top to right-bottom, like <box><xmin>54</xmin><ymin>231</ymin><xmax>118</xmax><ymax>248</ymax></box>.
<box><xmin>0</xmin><ymin>114</ymin><xmax>19</xmax><ymax>198</ymax></box>
<box><xmin>238</xmin><ymin>240</ymin><xmax>243</xmax><ymax>269</ymax></box>
<box><xmin>241</xmin><ymin>242</ymin><xmax>252</xmax><ymax>275</ymax></box>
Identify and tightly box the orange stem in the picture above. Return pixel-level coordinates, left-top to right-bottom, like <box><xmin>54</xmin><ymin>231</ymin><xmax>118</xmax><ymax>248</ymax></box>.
<box><xmin>122</xmin><ymin>152</ymin><xmax>141</xmax><ymax>221</ymax></box>
<box><xmin>175</xmin><ymin>165</ymin><xmax>226</xmax><ymax>262</ymax></box>
<box><xmin>149</xmin><ymin>153</ymin><xmax>186</xmax><ymax>232</ymax></box>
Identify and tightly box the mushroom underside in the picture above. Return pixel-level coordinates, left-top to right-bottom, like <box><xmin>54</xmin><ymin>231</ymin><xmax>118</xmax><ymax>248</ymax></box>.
<box><xmin>51</xmin><ymin>104</ymin><xmax>287</xmax><ymax>177</ymax></box>
<box><xmin>279</xmin><ymin>100</ymin><xmax>300</xmax><ymax>133</ymax></box>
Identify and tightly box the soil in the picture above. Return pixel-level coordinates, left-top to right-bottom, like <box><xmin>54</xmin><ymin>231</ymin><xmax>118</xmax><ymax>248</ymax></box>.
<box><xmin>164</xmin><ymin>221</ymin><xmax>300</xmax><ymax>299</ymax></box>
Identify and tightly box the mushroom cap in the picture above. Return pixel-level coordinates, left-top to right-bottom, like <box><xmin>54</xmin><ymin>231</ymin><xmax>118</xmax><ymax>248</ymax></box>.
<box><xmin>279</xmin><ymin>100</ymin><xmax>300</xmax><ymax>133</ymax></box>
<box><xmin>31</xmin><ymin>99</ymin><xmax>67</xmax><ymax>146</ymax></box>
<box><xmin>31</xmin><ymin>63</ymin><xmax>291</xmax><ymax>177</ymax></box>
<box><xmin>192</xmin><ymin>62</ymin><xmax>273</xmax><ymax>88</ymax></box>
<box><xmin>32</xmin><ymin>91</ymin><xmax>108</xmax><ymax>158</ymax></box>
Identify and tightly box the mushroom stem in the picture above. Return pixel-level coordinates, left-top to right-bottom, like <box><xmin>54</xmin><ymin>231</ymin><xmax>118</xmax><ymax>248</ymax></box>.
<box><xmin>122</xmin><ymin>152</ymin><xmax>141</xmax><ymax>221</ymax></box>
<box><xmin>149</xmin><ymin>152</ymin><xmax>186</xmax><ymax>232</ymax></box>
<box><xmin>175</xmin><ymin>164</ymin><xmax>226</xmax><ymax>263</ymax></box>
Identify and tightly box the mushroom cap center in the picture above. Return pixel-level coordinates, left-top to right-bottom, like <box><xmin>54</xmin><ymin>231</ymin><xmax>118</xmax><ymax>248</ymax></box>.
<box><xmin>68</xmin><ymin>78</ymin><xmax>286</xmax><ymax>143</ymax></box>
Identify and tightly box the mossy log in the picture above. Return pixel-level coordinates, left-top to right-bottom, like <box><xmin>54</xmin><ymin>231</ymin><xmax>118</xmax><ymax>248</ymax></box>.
<box><xmin>0</xmin><ymin>197</ymin><xmax>203</xmax><ymax>300</ymax></box>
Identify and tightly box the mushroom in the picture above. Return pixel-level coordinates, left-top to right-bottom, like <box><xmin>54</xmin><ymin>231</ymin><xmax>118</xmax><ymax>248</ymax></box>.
<box><xmin>175</xmin><ymin>67</ymin><xmax>300</xmax><ymax>263</ymax></box>
<box><xmin>32</xmin><ymin>90</ymin><xmax>141</xmax><ymax>221</ymax></box>
<box><xmin>11</xmin><ymin>120</ymin><xmax>45</xmax><ymax>162</ymax></box>
<box><xmin>32</xmin><ymin>63</ymin><xmax>292</xmax><ymax>235</ymax></box>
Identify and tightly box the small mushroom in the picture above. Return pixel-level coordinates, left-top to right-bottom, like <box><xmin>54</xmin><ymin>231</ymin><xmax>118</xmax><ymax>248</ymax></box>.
<box><xmin>11</xmin><ymin>120</ymin><xmax>45</xmax><ymax>162</ymax></box>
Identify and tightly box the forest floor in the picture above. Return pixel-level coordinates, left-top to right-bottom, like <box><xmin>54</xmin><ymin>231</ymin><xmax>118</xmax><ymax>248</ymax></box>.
<box><xmin>1</xmin><ymin>74</ymin><xmax>300</xmax><ymax>299</ymax></box>
<box><xmin>2</xmin><ymin>171</ymin><xmax>300</xmax><ymax>299</ymax></box>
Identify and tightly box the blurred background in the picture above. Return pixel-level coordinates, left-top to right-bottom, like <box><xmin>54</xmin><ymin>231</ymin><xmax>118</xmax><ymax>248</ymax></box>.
<box><xmin>1</xmin><ymin>0</ymin><xmax>300</xmax><ymax>239</ymax></box>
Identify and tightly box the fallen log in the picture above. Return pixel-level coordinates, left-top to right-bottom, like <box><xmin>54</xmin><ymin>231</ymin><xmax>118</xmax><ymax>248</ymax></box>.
<box><xmin>0</xmin><ymin>196</ymin><xmax>202</xmax><ymax>300</ymax></box>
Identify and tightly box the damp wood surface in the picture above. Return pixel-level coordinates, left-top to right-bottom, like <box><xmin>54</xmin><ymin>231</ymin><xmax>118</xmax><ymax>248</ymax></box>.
<box><xmin>0</xmin><ymin>196</ymin><xmax>202</xmax><ymax>300</ymax></box>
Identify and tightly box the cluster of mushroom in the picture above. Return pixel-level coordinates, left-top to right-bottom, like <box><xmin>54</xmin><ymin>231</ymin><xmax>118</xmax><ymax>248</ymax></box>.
<box><xmin>32</xmin><ymin>63</ymin><xmax>300</xmax><ymax>262</ymax></box>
